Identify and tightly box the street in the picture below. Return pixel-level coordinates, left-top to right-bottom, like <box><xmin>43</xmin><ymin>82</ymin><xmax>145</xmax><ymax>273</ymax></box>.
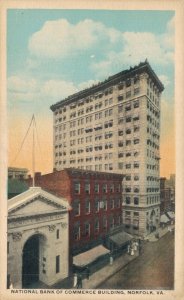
<box><xmin>97</xmin><ymin>231</ymin><xmax>174</xmax><ymax>290</ymax></box>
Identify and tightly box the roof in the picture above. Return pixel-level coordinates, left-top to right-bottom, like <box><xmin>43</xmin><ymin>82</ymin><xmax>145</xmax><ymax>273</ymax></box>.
<box><xmin>160</xmin><ymin>214</ymin><xmax>170</xmax><ymax>223</ymax></box>
<box><xmin>50</xmin><ymin>60</ymin><xmax>164</xmax><ymax>111</ymax></box>
<box><xmin>8</xmin><ymin>186</ymin><xmax>71</xmax><ymax>212</ymax></box>
<box><xmin>109</xmin><ymin>231</ymin><xmax>133</xmax><ymax>246</ymax></box>
<box><xmin>8</xmin><ymin>179</ymin><xmax>29</xmax><ymax>196</ymax></box>
<box><xmin>166</xmin><ymin>211</ymin><xmax>175</xmax><ymax>219</ymax></box>
<box><xmin>64</xmin><ymin>168</ymin><xmax>124</xmax><ymax>179</ymax></box>
<box><xmin>8</xmin><ymin>167</ymin><xmax>28</xmax><ymax>172</ymax></box>
<box><xmin>73</xmin><ymin>245</ymin><xmax>110</xmax><ymax>267</ymax></box>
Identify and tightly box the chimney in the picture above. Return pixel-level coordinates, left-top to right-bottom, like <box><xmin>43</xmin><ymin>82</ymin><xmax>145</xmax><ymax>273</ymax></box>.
<box><xmin>35</xmin><ymin>172</ymin><xmax>41</xmax><ymax>178</ymax></box>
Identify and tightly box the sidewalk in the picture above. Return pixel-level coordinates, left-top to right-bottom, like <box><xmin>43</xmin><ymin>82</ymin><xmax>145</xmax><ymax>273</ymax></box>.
<box><xmin>146</xmin><ymin>225</ymin><xmax>175</xmax><ymax>242</ymax></box>
<box><xmin>82</xmin><ymin>251</ymin><xmax>139</xmax><ymax>289</ymax></box>
<box><xmin>53</xmin><ymin>250</ymin><xmax>139</xmax><ymax>289</ymax></box>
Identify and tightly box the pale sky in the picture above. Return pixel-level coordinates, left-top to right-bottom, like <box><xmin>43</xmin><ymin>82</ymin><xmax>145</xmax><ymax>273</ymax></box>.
<box><xmin>7</xmin><ymin>9</ymin><xmax>175</xmax><ymax>178</ymax></box>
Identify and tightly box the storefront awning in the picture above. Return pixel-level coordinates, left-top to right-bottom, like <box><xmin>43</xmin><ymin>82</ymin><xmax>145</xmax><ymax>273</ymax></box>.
<box><xmin>73</xmin><ymin>245</ymin><xmax>110</xmax><ymax>267</ymax></box>
<box><xmin>166</xmin><ymin>211</ymin><xmax>175</xmax><ymax>219</ymax></box>
<box><xmin>160</xmin><ymin>214</ymin><xmax>170</xmax><ymax>223</ymax></box>
<box><xmin>109</xmin><ymin>231</ymin><xmax>133</xmax><ymax>247</ymax></box>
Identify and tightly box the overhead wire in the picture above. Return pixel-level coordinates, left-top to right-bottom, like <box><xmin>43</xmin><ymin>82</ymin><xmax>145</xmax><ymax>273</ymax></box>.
<box><xmin>10</xmin><ymin>115</ymin><xmax>34</xmax><ymax>166</ymax></box>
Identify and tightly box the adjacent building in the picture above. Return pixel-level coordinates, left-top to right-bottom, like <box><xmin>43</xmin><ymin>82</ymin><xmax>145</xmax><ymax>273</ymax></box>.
<box><xmin>160</xmin><ymin>176</ymin><xmax>175</xmax><ymax>214</ymax></box>
<box><xmin>27</xmin><ymin>168</ymin><xmax>123</xmax><ymax>256</ymax></box>
<box><xmin>7</xmin><ymin>187</ymin><xmax>70</xmax><ymax>288</ymax></box>
<box><xmin>50</xmin><ymin>61</ymin><xmax>164</xmax><ymax>236</ymax></box>
<box><xmin>8</xmin><ymin>167</ymin><xmax>29</xmax><ymax>180</ymax></box>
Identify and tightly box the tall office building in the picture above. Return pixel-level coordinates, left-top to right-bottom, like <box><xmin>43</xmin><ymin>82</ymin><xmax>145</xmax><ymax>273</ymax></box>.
<box><xmin>50</xmin><ymin>61</ymin><xmax>164</xmax><ymax>236</ymax></box>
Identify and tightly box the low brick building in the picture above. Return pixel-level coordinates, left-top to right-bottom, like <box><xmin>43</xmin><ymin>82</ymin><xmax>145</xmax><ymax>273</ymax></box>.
<box><xmin>27</xmin><ymin>168</ymin><xmax>123</xmax><ymax>256</ymax></box>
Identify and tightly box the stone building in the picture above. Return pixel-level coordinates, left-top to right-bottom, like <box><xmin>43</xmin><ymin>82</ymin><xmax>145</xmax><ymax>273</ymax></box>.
<box><xmin>27</xmin><ymin>168</ymin><xmax>123</xmax><ymax>256</ymax></box>
<box><xmin>7</xmin><ymin>187</ymin><xmax>70</xmax><ymax>288</ymax></box>
<box><xmin>50</xmin><ymin>61</ymin><xmax>164</xmax><ymax>236</ymax></box>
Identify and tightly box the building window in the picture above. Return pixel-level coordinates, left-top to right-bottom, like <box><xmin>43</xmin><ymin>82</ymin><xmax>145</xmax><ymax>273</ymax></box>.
<box><xmin>7</xmin><ymin>242</ymin><xmax>9</xmax><ymax>254</ymax></box>
<box><xmin>118</xmin><ymin>141</ymin><xmax>124</xmax><ymax>147</ymax></box>
<box><xmin>110</xmin><ymin>184</ymin><xmax>114</xmax><ymax>193</ymax></box>
<box><xmin>126</xmin><ymin>140</ymin><xmax>131</xmax><ymax>146</ymax></box>
<box><xmin>125</xmin><ymin>186</ymin><xmax>131</xmax><ymax>193</ymax></box>
<box><xmin>117</xmin><ymin>215</ymin><xmax>122</xmax><ymax>225</ymax></box>
<box><xmin>126</xmin><ymin>197</ymin><xmax>131</xmax><ymax>204</ymax></box>
<box><xmin>133</xmin><ymin>220</ymin><xmax>139</xmax><ymax>230</ymax></box>
<box><xmin>118</xmin><ymin>162</ymin><xmax>123</xmax><ymax>170</ymax></box>
<box><xmin>134</xmin><ymin>197</ymin><xmax>139</xmax><ymax>205</ymax></box>
<box><xmin>134</xmin><ymin>100</ymin><xmax>139</xmax><ymax>108</ymax></box>
<box><xmin>85</xmin><ymin>183</ymin><xmax>90</xmax><ymax>194</ymax></box>
<box><xmin>94</xmin><ymin>183</ymin><xmax>99</xmax><ymax>193</ymax></box>
<box><xmin>110</xmin><ymin>215</ymin><xmax>115</xmax><ymax>229</ymax></box>
<box><xmin>103</xmin><ymin>216</ymin><xmax>107</xmax><ymax>230</ymax></box>
<box><xmin>73</xmin><ymin>200</ymin><xmax>80</xmax><ymax>216</ymax></box>
<box><xmin>56</xmin><ymin>255</ymin><xmax>60</xmax><ymax>273</ymax></box>
<box><xmin>74</xmin><ymin>223</ymin><xmax>80</xmax><ymax>240</ymax></box>
<box><xmin>125</xmin><ymin>104</ymin><xmax>131</xmax><ymax>111</ymax></box>
<box><xmin>118</xmin><ymin>152</ymin><xmax>124</xmax><ymax>158</ymax></box>
<box><xmin>110</xmin><ymin>199</ymin><xmax>114</xmax><ymax>209</ymax></box>
<box><xmin>134</xmin><ymin>125</ymin><xmax>139</xmax><ymax>132</ymax></box>
<box><xmin>134</xmin><ymin>88</ymin><xmax>140</xmax><ymax>95</ymax></box>
<box><xmin>126</xmin><ymin>91</ymin><xmax>131</xmax><ymax>98</ymax></box>
<box><xmin>84</xmin><ymin>222</ymin><xmax>90</xmax><ymax>237</ymax></box>
<box><xmin>94</xmin><ymin>218</ymin><xmax>99</xmax><ymax>233</ymax></box>
<box><xmin>116</xmin><ymin>198</ymin><xmax>121</xmax><ymax>208</ymax></box>
<box><xmin>134</xmin><ymin>162</ymin><xmax>140</xmax><ymax>168</ymax></box>
<box><xmin>134</xmin><ymin>212</ymin><xmax>139</xmax><ymax>217</ymax></box>
<box><xmin>126</xmin><ymin>175</ymin><xmax>131</xmax><ymax>181</ymax></box>
<box><xmin>85</xmin><ymin>199</ymin><xmax>90</xmax><ymax>214</ymax></box>
<box><xmin>103</xmin><ymin>184</ymin><xmax>107</xmax><ymax>193</ymax></box>
<box><xmin>74</xmin><ymin>183</ymin><xmax>80</xmax><ymax>194</ymax></box>
<box><xmin>134</xmin><ymin>175</ymin><xmax>139</xmax><ymax>181</ymax></box>
<box><xmin>56</xmin><ymin>229</ymin><xmax>60</xmax><ymax>239</ymax></box>
<box><xmin>125</xmin><ymin>211</ymin><xmax>131</xmax><ymax>217</ymax></box>
<box><xmin>118</xmin><ymin>95</ymin><xmax>124</xmax><ymax>101</ymax></box>
<box><xmin>134</xmin><ymin>139</ymin><xmax>140</xmax><ymax>144</ymax></box>
<box><xmin>134</xmin><ymin>186</ymin><xmax>139</xmax><ymax>193</ymax></box>
<box><xmin>126</xmin><ymin>163</ymin><xmax>131</xmax><ymax>169</ymax></box>
<box><xmin>116</xmin><ymin>184</ymin><xmax>121</xmax><ymax>193</ymax></box>
<box><xmin>95</xmin><ymin>199</ymin><xmax>99</xmax><ymax>212</ymax></box>
<box><xmin>103</xmin><ymin>199</ymin><xmax>107</xmax><ymax>210</ymax></box>
<box><xmin>118</xmin><ymin>83</ymin><xmax>124</xmax><ymax>90</ymax></box>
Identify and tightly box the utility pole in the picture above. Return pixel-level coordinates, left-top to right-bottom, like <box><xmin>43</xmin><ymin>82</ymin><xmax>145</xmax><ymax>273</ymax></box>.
<box><xmin>32</xmin><ymin>115</ymin><xmax>35</xmax><ymax>187</ymax></box>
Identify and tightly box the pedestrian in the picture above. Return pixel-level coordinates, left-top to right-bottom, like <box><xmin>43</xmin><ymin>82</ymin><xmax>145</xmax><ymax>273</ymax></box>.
<box><xmin>73</xmin><ymin>273</ymin><xmax>78</xmax><ymax>288</ymax></box>
<box><xmin>9</xmin><ymin>280</ymin><xmax>13</xmax><ymax>289</ymax></box>
<box><xmin>109</xmin><ymin>255</ymin><xmax>114</xmax><ymax>265</ymax></box>
<box><xmin>77</xmin><ymin>274</ymin><xmax>83</xmax><ymax>289</ymax></box>
<box><xmin>127</xmin><ymin>244</ymin><xmax>130</xmax><ymax>255</ymax></box>
<box><xmin>130</xmin><ymin>246</ymin><xmax>134</xmax><ymax>256</ymax></box>
<box><xmin>86</xmin><ymin>267</ymin><xmax>90</xmax><ymax>280</ymax></box>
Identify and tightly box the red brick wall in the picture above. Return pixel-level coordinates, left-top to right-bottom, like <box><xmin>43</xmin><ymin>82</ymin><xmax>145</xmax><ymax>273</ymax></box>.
<box><xmin>69</xmin><ymin>175</ymin><xmax>122</xmax><ymax>253</ymax></box>
<box><xmin>27</xmin><ymin>170</ymin><xmax>72</xmax><ymax>203</ymax></box>
<box><xmin>27</xmin><ymin>170</ymin><xmax>123</xmax><ymax>255</ymax></box>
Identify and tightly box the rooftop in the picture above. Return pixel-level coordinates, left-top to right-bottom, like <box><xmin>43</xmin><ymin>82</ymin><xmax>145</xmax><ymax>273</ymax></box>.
<box><xmin>50</xmin><ymin>60</ymin><xmax>164</xmax><ymax>111</ymax></box>
<box><xmin>8</xmin><ymin>178</ymin><xmax>29</xmax><ymax>198</ymax></box>
<box><xmin>64</xmin><ymin>168</ymin><xmax>124</xmax><ymax>179</ymax></box>
<box><xmin>31</xmin><ymin>168</ymin><xmax>124</xmax><ymax>180</ymax></box>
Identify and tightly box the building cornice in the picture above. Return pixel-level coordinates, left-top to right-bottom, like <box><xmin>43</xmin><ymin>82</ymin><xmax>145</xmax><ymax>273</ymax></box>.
<box><xmin>50</xmin><ymin>61</ymin><xmax>164</xmax><ymax>111</ymax></box>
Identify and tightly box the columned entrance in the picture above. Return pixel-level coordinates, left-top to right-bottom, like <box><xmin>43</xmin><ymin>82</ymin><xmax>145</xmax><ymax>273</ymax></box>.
<box><xmin>22</xmin><ymin>234</ymin><xmax>44</xmax><ymax>288</ymax></box>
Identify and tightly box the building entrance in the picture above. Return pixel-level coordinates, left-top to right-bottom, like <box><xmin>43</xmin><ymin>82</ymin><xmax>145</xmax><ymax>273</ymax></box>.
<box><xmin>150</xmin><ymin>210</ymin><xmax>157</xmax><ymax>232</ymax></box>
<box><xmin>22</xmin><ymin>235</ymin><xmax>40</xmax><ymax>287</ymax></box>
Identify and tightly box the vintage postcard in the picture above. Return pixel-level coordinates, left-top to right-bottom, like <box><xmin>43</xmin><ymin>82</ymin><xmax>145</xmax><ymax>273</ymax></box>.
<box><xmin>0</xmin><ymin>0</ymin><xmax>184</xmax><ymax>299</ymax></box>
